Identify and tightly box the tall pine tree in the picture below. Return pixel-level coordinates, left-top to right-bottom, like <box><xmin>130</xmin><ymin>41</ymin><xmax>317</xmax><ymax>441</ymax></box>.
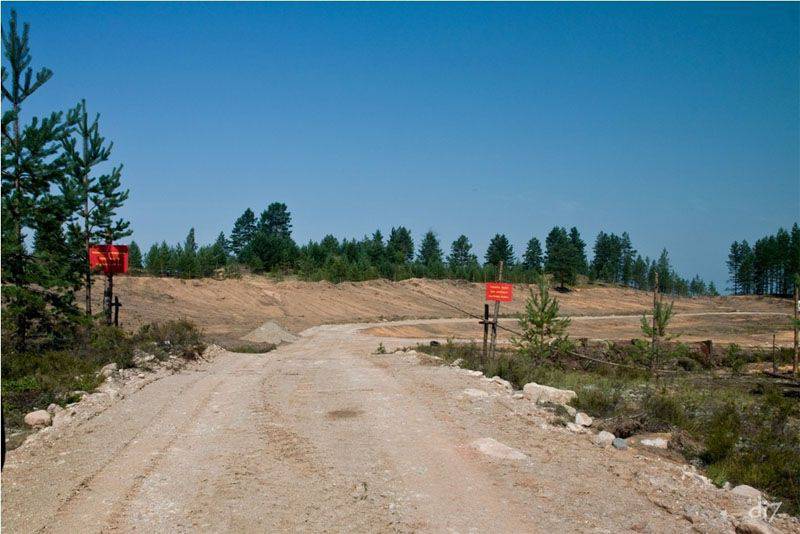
<box><xmin>484</xmin><ymin>234</ymin><xmax>514</xmax><ymax>266</ymax></box>
<box><xmin>2</xmin><ymin>11</ymin><xmax>80</xmax><ymax>348</ymax></box>
<box><xmin>522</xmin><ymin>237</ymin><xmax>543</xmax><ymax>272</ymax></box>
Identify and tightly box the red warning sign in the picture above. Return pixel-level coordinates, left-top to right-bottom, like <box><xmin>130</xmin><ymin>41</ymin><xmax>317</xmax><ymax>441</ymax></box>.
<box><xmin>485</xmin><ymin>282</ymin><xmax>513</xmax><ymax>302</ymax></box>
<box><xmin>89</xmin><ymin>244</ymin><xmax>129</xmax><ymax>274</ymax></box>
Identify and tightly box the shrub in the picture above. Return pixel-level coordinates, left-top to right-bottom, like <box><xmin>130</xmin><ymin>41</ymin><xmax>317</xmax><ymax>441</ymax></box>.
<box><xmin>134</xmin><ymin>319</ymin><xmax>205</xmax><ymax>359</ymax></box>
<box><xmin>572</xmin><ymin>385</ymin><xmax>622</xmax><ymax>418</ymax></box>
<box><xmin>644</xmin><ymin>391</ymin><xmax>689</xmax><ymax>430</ymax></box>
<box><xmin>724</xmin><ymin>344</ymin><xmax>747</xmax><ymax>374</ymax></box>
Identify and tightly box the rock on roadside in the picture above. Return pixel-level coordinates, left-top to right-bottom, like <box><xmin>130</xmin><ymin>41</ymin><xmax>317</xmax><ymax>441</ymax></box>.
<box><xmin>24</xmin><ymin>410</ymin><xmax>52</xmax><ymax>429</ymax></box>
<box><xmin>593</xmin><ymin>430</ymin><xmax>615</xmax><ymax>448</ymax></box>
<box><xmin>575</xmin><ymin>412</ymin><xmax>593</xmax><ymax>427</ymax></box>
<box><xmin>612</xmin><ymin>437</ymin><xmax>628</xmax><ymax>450</ymax></box>
<box><xmin>471</xmin><ymin>437</ymin><xmax>528</xmax><ymax>461</ymax></box>
<box><xmin>736</xmin><ymin>519</ymin><xmax>775</xmax><ymax>534</ymax></box>
<box><xmin>731</xmin><ymin>485</ymin><xmax>762</xmax><ymax>500</ymax></box>
<box><xmin>522</xmin><ymin>382</ymin><xmax>576</xmax><ymax>405</ymax></box>
<box><xmin>98</xmin><ymin>362</ymin><xmax>118</xmax><ymax>378</ymax></box>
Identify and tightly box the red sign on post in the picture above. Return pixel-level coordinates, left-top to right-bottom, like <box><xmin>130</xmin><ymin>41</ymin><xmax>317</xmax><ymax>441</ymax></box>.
<box><xmin>485</xmin><ymin>282</ymin><xmax>513</xmax><ymax>302</ymax></box>
<box><xmin>89</xmin><ymin>245</ymin><xmax>129</xmax><ymax>274</ymax></box>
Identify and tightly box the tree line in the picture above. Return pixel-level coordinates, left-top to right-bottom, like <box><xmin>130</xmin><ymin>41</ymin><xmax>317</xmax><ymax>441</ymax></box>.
<box><xmin>133</xmin><ymin>203</ymin><xmax>720</xmax><ymax>297</ymax></box>
<box><xmin>2</xmin><ymin>11</ymin><xmax>130</xmax><ymax>350</ymax></box>
<box><xmin>727</xmin><ymin>224</ymin><xmax>800</xmax><ymax>296</ymax></box>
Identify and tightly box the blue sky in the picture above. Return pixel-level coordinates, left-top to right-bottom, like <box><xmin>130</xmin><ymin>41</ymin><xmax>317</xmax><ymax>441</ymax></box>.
<box><xmin>4</xmin><ymin>2</ymin><xmax>798</xmax><ymax>289</ymax></box>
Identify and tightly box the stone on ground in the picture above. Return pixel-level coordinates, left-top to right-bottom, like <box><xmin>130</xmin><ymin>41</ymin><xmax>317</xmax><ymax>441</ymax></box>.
<box><xmin>24</xmin><ymin>410</ymin><xmax>52</xmax><ymax>429</ymax></box>
<box><xmin>522</xmin><ymin>382</ymin><xmax>576</xmax><ymax>405</ymax></box>
<box><xmin>471</xmin><ymin>437</ymin><xmax>528</xmax><ymax>461</ymax></box>
<box><xmin>566</xmin><ymin>422</ymin><xmax>586</xmax><ymax>434</ymax></box>
<box><xmin>490</xmin><ymin>376</ymin><xmax>513</xmax><ymax>390</ymax></box>
<box><xmin>736</xmin><ymin>519</ymin><xmax>775</xmax><ymax>534</ymax></box>
<box><xmin>463</xmin><ymin>388</ymin><xmax>489</xmax><ymax>399</ymax></box>
<box><xmin>612</xmin><ymin>437</ymin><xmax>628</xmax><ymax>450</ymax></box>
<box><xmin>593</xmin><ymin>430</ymin><xmax>615</xmax><ymax>447</ymax></box>
<box><xmin>731</xmin><ymin>485</ymin><xmax>762</xmax><ymax>500</ymax></box>
<box><xmin>98</xmin><ymin>362</ymin><xmax>118</xmax><ymax>378</ymax></box>
<box><xmin>575</xmin><ymin>412</ymin><xmax>593</xmax><ymax>427</ymax></box>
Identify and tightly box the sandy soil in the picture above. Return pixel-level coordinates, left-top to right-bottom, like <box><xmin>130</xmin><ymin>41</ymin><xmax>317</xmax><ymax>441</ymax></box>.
<box><xmin>362</xmin><ymin>312</ymin><xmax>793</xmax><ymax>348</ymax></box>
<box><xmin>98</xmin><ymin>275</ymin><xmax>792</xmax><ymax>347</ymax></box>
<box><xmin>4</xmin><ymin>321</ymin><xmax>795</xmax><ymax>533</ymax></box>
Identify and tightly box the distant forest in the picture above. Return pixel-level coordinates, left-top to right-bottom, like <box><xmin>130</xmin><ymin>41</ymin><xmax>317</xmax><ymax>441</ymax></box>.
<box><xmin>727</xmin><ymin>224</ymin><xmax>800</xmax><ymax>296</ymax></box>
<box><xmin>122</xmin><ymin>203</ymin><xmax>794</xmax><ymax>298</ymax></box>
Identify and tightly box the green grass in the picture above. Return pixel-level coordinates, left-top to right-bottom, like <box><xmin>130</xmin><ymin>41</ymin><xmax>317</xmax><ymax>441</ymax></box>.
<box><xmin>2</xmin><ymin>320</ymin><xmax>207</xmax><ymax>441</ymax></box>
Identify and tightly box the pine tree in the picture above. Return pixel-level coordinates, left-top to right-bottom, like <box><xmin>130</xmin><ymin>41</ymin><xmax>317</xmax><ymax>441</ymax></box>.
<box><xmin>620</xmin><ymin>232</ymin><xmax>636</xmax><ymax>285</ymax></box>
<box><xmin>631</xmin><ymin>255</ymin><xmax>649</xmax><ymax>290</ymax></box>
<box><xmin>448</xmin><ymin>235</ymin><xmax>477</xmax><ymax>270</ymax></box>
<box><xmin>230</xmin><ymin>208</ymin><xmax>256</xmax><ymax>257</ymax></box>
<box><xmin>544</xmin><ymin>227</ymin><xmax>576</xmax><ymax>289</ymax></box>
<box><xmin>568</xmin><ymin>227</ymin><xmax>588</xmax><ymax>275</ymax></box>
<box><xmin>522</xmin><ymin>237</ymin><xmax>543</xmax><ymax>272</ymax></box>
<box><xmin>727</xmin><ymin>241</ymin><xmax>742</xmax><ymax>294</ymax></box>
<box><xmin>211</xmin><ymin>232</ymin><xmax>229</xmax><ymax>268</ymax></box>
<box><xmin>387</xmin><ymin>227</ymin><xmax>414</xmax><ymax>263</ymax></box>
<box><xmin>417</xmin><ymin>231</ymin><xmax>443</xmax><ymax>270</ymax></box>
<box><xmin>656</xmin><ymin>249</ymin><xmax>672</xmax><ymax>294</ymax></box>
<box><xmin>61</xmin><ymin>99</ymin><xmax>127</xmax><ymax>314</ymax></box>
<box><xmin>2</xmin><ymin>11</ymin><xmax>80</xmax><ymax>348</ymax></box>
<box><xmin>145</xmin><ymin>243</ymin><xmax>161</xmax><ymax>275</ymax></box>
<box><xmin>485</xmin><ymin>234</ymin><xmax>514</xmax><ymax>267</ymax></box>
<box><xmin>512</xmin><ymin>275</ymin><xmax>571</xmax><ymax>360</ymax></box>
<box><xmin>129</xmin><ymin>241</ymin><xmax>143</xmax><ymax>269</ymax></box>
<box><xmin>179</xmin><ymin>228</ymin><xmax>199</xmax><ymax>277</ymax></box>
<box><xmin>689</xmin><ymin>275</ymin><xmax>706</xmax><ymax>296</ymax></box>
<box><xmin>707</xmin><ymin>281</ymin><xmax>719</xmax><ymax>296</ymax></box>
<box><xmin>259</xmin><ymin>202</ymin><xmax>292</xmax><ymax>237</ymax></box>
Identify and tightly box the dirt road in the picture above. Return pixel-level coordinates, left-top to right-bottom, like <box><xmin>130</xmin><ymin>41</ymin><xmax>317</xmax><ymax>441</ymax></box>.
<box><xmin>1</xmin><ymin>322</ymin><xmax>777</xmax><ymax>533</ymax></box>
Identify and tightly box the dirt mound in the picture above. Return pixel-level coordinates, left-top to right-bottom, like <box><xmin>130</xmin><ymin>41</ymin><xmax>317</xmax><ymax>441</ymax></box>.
<box><xmin>96</xmin><ymin>275</ymin><xmax>791</xmax><ymax>344</ymax></box>
<box><xmin>241</xmin><ymin>321</ymin><xmax>298</xmax><ymax>344</ymax></box>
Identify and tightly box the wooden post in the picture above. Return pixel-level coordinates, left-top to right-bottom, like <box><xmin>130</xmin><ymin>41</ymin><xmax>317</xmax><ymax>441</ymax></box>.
<box><xmin>651</xmin><ymin>271</ymin><xmax>659</xmax><ymax>375</ymax></box>
<box><xmin>113</xmin><ymin>296</ymin><xmax>122</xmax><ymax>327</ymax></box>
<box><xmin>771</xmin><ymin>333</ymin><xmax>776</xmax><ymax>373</ymax></box>
<box><xmin>794</xmin><ymin>285</ymin><xmax>798</xmax><ymax>376</ymax></box>
<box><xmin>104</xmin><ymin>272</ymin><xmax>114</xmax><ymax>325</ymax></box>
<box><xmin>489</xmin><ymin>261</ymin><xmax>504</xmax><ymax>360</ymax></box>
<box><xmin>480</xmin><ymin>303</ymin><xmax>490</xmax><ymax>364</ymax></box>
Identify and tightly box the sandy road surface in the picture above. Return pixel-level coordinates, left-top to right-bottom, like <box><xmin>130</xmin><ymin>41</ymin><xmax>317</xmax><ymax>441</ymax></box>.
<box><xmin>2</xmin><ymin>322</ymin><xmax>780</xmax><ymax>533</ymax></box>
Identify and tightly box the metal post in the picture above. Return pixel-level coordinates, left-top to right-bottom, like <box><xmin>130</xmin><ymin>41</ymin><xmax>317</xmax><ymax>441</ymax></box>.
<box><xmin>489</xmin><ymin>261</ymin><xmax>504</xmax><ymax>360</ymax></box>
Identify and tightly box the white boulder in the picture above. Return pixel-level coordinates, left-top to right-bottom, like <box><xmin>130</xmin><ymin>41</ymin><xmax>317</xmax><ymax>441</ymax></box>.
<box><xmin>463</xmin><ymin>388</ymin><xmax>489</xmax><ymax>399</ymax></box>
<box><xmin>641</xmin><ymin>437</ymin><xmax>669</xmax><ymax>449</ymax></box>
<box><xmin>98</xmin><ymin>362</ymin><xmax>118</xmax><ymax>378</ymax></box>
<box><xmin>575</xmin><ymin>412</ymin><xmax>593</xmax><ymax>427</ymax></box>
<box><xmin>566</xmin><ymin>422</ymin><xmax>586</xmax><ymax>434</ymax></box>
<box><xmin>24</xmin><ymin>410</ymin><xmax>52</xmax><ymax>429</ymax></box>
<box><xmin>593</xmin><ymin>430</ymin><xmax>615</xmax><ymax>448</ymax></box>
<box><xmin>471</xmin><ymin>438</ymin><xmax>528</xmax><ymax>461</ymax></box>
<box><xmin>490</xmin><ymin>376</ymin><xmax>513</xmax><ymax>390</ymax></box>
<box><xmin>522</xmin><ymin>382</ymin><xmax>576</xmax><ymax>405</ymax></box>
<box><xmin>731</xmin><ymin>485</ymin><xmax>762</xmax><ymax>500</ymax></box>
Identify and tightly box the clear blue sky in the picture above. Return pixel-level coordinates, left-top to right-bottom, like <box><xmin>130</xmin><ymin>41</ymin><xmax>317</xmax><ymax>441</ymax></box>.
<box><xmin>4</xmin><ymin>2</ymin><xmax>798</xmax><ymax>290</ymax></box>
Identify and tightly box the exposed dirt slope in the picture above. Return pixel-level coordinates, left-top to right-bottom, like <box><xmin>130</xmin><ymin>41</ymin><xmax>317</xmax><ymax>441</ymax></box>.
<box><xmin>100</xmin><ymin>275</ymin><xmax>790</xmax><ymax>344</ymax></box>
<box><xmin>6</xmin><ymin>322</ymin><xmax>794</xmax><ymax>533</ymax></box>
